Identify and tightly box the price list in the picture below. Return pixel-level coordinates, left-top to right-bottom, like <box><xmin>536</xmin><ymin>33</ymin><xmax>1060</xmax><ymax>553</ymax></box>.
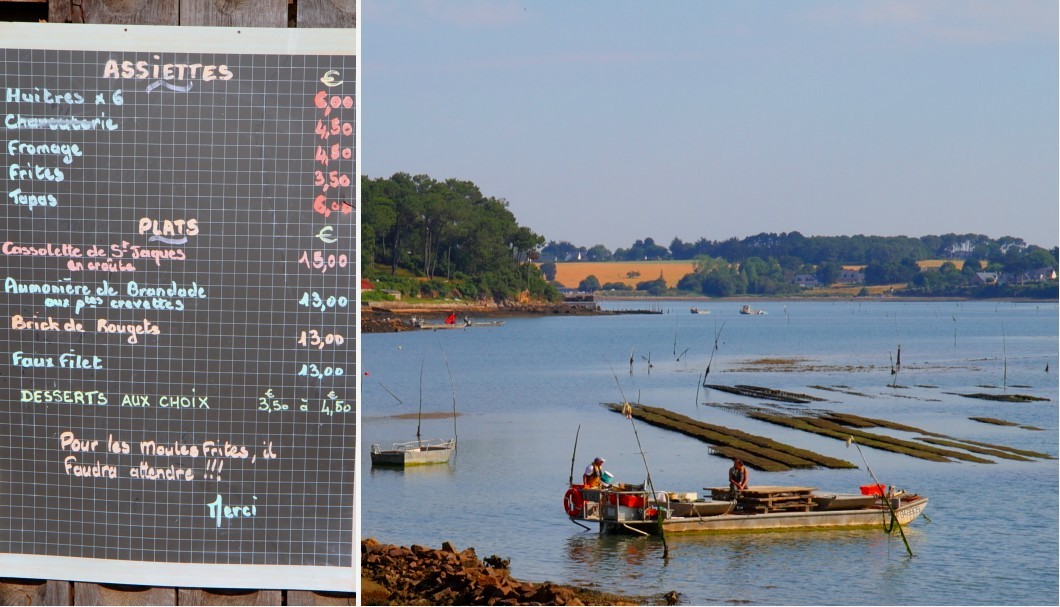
<box><xmin>0</xmin><ymin>24</ymin><xmax>358</xmax><ymax>591</ymax></box>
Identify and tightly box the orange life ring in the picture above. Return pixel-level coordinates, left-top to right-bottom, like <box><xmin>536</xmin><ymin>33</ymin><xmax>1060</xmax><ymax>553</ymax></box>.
<box><xmin>563</xmin><ymin>487</ymin><xmax>584</xmax><ymax>517</ymax></box>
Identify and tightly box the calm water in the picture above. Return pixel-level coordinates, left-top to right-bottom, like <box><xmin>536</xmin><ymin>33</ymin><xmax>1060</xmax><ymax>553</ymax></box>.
<box><xmin>361</xmin><ymin>300</ymin><xmax>1059</xmax><ymax>605</ymax></box>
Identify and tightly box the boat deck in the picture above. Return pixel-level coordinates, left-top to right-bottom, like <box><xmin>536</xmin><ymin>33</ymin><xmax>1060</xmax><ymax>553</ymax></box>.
<box><xmin>705</xmin><ymin>485</ymin><xmax>817</xmax><ymax>513</ymax></box>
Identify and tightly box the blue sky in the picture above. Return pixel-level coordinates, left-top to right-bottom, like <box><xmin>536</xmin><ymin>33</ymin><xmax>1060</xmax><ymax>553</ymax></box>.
<box><xmin>362</xmin><ymin>1</ymin><xmax>1058</xmax><ymax>251</ymax></box>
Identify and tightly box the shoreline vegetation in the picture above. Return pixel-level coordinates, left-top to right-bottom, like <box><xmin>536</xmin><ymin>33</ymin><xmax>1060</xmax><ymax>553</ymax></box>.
<box><xmin>362</xmin><ymin>174</ymin><xmax>1057</xmax><ymax>307</ymax></box>
<box><xmin>362</xmin><ymin>299</ymin><xmax>638</xmax><ymax>333</ymax></box>
<box><xmin>361</xmin><ymin>293</ymin><xmax>1056</xmax><ymax>333</ymax></box>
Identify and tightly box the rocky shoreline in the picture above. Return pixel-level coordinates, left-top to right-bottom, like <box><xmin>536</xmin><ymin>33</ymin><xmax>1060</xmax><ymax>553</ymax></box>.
<box><xmin>361</xmin><ymin>539</ymin><xmax>670</xmax><ymax>606</ymax></box>
<box><xmin>361</xmin><ymin>300</ymin><xmax>638</xmax><ymax>333</ymax></box>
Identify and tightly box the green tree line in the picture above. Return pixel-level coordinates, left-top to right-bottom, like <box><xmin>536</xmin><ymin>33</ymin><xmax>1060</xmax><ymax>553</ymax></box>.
<box><xmin>362</xmin><ymin>173</ymin><xmax>558</xmax><ymax>302</ymax></box>
<box><xmin>544</xmin><ymin>232</ymin><xmax>1057</xmax><ymax>297</ymax></box>
<box><xmin>543</xmin><ymin>232</ymin><xmax>1057</xmax><ymax>269</ymax></box>
<box><xmin>362</xmin><ymin>173</ymin><xmax>1056</xmax><ymax>300</ymax></box>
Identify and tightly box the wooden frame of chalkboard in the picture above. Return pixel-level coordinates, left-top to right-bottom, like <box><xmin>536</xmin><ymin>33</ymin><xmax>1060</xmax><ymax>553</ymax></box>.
<box><xmin>0</xmin><ymin>23</ymin><xmax>359</xmax><ymax>591</ymax></box>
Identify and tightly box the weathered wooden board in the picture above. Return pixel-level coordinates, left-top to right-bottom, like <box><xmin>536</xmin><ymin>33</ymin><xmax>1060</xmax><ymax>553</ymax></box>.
<box><xmin>180</xmin><ymin>0</ymin><xmax>288</xmax><ymax>27</ymax></box>
<box><xmin>49</xmin><ymin>0</ymin><xmax>180</xmax><ymax>25</ymax></box>
<box><xmin>178</xmin><ymin>588</ymin><xmax>284</xmax><ymax>605</ymax></box>
<box><xmin>296</xmin><ymin>0</ymin><xmax>356</xmax><ymax>28</ymax></box>
<box><xmin>73</xmin><ymin>583</ymin><xmax>177</xmax><ymax>606</ymax></box>
<box><xmin>0</xmin><ymin>579</ymin><xmax>71</xmax><ymax>605</ymax></box>
<box><xmin>287</xmin><ymin>590</ymin><xmax>358</xmax><ymax>606</ymax></box>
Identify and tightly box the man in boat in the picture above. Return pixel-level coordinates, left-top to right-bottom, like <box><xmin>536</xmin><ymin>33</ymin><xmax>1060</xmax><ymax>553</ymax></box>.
<box><xmin>728</xmin><ymin>457</ymin><xmax>748</xmax><ymax>499</ymax></box>
<box><xmin>582</xmin><ymin>457</ymin><xmax>606</xmax><ymax>487</ymax></box>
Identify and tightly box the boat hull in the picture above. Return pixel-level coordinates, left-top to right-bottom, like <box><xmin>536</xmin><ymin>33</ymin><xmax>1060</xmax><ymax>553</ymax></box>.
<box><xmin>668</xmin><ymin>500</ymin><xmax>735</xmax><ymax>518</ymax></box>
<box><xmin>565</xmin><ymin>486</ymin><xmax>928</xmax><ymax>536</ymax></box>
<box><xmin>812</xmin><ymin>493</ymin><xmax>878</xmax><ymax>511</ymax></box>
<box><xmin>602</xmin><ymin>496</ymin><xmax>928</xmax><ymax>535</ymax></box>
<box><xmin>370</xmin><ymin>439</ymin><xmax>455</xmax><ymax>467</ymax></box>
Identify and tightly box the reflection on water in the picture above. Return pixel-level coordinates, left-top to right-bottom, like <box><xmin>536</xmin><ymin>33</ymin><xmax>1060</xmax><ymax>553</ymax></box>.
<box><xmin>367</xmin><ymin>462</ymin><xmax>456</xmax><ymax>479</ymax></box>
<box><xmin>561</xmin><ymin>525</ymin><xmax>944</xmax><ymax>604</ymax></box>
<box><xmin>363</xmin><ymin>301</ymin><xmax>1059</xmax><ymax>605</ymax></box>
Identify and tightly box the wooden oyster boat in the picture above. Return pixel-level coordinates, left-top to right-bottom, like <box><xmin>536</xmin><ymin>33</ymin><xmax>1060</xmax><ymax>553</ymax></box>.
<box><xmin>563</xmin><ymin>484</ymin><xmax>928</xmax><ymax>536</ymax></box>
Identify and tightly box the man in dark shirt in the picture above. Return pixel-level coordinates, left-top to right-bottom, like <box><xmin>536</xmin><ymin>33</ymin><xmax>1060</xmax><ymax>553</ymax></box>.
<box><xmin>728</xmin><ymin>457</ymin><xmax>748</xmax><ymax>499</ymax></box>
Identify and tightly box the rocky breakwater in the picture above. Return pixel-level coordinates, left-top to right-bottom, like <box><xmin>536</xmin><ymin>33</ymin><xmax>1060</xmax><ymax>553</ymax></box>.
<box><xmin>361</xmin><ymin>538</ymin><xmax>660</xmax><ymax>606</ymax></box>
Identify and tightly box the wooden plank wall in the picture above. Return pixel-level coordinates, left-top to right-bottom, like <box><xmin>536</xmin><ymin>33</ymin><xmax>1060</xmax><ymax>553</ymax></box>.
<box><xmin>0</xmin><ymin>0</ymin><xmax>358</xmax><ymax>604</ymax></box>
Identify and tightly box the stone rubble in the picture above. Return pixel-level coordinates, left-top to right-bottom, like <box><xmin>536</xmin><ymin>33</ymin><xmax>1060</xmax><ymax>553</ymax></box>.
<box><xmin>361</xmin><ymin>538</ymin><xmax>654</xmax><ymax>606</ymax></box>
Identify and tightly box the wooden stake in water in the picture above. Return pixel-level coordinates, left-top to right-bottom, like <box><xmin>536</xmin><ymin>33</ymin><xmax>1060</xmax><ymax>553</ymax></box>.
<box><xmin>672</xmin><ymin>314</ymin><xmax>679</xmax><ymax>356</ymax></box>
<box><xmin>890</xmin><ymin>345</ymin><xmax>901</xmax><ymax>388</ymax></box>
<box><xmin>695</xmin><ymin>368</ymin><xmax>703</xmax><ymax>406</ymax></box>
<box><xmin>702</xmin><ymin>321</ymin><xmax>726</xmax><ymax>386</ymax></box>
<box><xmin>1002</xmin><ymin>324</ymin><xmax>1008</xmax><ymax>390</ymax></box>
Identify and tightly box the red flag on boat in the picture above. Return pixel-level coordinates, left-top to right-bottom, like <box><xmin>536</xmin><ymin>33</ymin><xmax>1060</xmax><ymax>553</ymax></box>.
<box><xmin>445</xmin><ymin>312</ymin><xmax>457</xmax><ymax>325</ymax></box>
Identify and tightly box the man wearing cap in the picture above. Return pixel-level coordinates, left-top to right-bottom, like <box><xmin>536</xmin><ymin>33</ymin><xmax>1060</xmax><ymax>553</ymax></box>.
<box><xmin>583</xmin><ymin>457</ymin><xmax>606</xmax><ymax>487</ymax></box>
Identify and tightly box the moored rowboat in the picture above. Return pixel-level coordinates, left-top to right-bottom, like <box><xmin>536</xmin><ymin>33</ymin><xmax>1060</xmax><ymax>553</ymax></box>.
<box><xmin>371</xmin><ymin>438</ymin><xmax>455</xmax><ymax>467</ymax></box>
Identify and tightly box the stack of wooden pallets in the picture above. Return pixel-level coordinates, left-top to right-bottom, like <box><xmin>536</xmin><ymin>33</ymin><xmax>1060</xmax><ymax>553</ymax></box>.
<box><xmin>706</xmin><ymin>485</ymin><xmax>817</xmax><ymax>513</ymax></box>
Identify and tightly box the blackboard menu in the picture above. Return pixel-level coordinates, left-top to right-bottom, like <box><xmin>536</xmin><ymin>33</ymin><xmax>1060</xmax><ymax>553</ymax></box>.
<box><xmin>0</xmin><ymin>24</ymin><xmax>358</xmax><ymax>591</ymax></box>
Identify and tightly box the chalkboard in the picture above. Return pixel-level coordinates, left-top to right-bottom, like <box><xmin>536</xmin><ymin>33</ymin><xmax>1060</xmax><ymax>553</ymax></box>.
<box><xmin>0</xmin><ymin>24</ymin><xmax>358</xmax><ymax>591</ymax></box>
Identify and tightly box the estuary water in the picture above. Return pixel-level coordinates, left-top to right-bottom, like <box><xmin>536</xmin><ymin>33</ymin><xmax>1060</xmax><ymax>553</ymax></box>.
<box><xmin>361</xmin><ymin>300</ymin><xmax>1059</xmax><ymax>605</ymax></box>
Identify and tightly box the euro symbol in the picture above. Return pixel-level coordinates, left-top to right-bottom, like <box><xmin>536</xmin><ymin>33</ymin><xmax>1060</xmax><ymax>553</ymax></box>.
<box><xmin>316</xmin><ymin>226</ymin><xmax>338</xmax><ymax>244</ymax></box>
<box><xmin>320</xmin><ymin>70</ymin><xmax>343</xmax><ymax>88</ymax></box>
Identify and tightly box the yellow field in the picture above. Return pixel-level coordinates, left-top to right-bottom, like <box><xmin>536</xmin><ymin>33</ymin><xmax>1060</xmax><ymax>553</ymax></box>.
<box><xmin>548</xmin><ymin>259</ymin><xmax>966</xmax><ymax>291</ymax></box>
<box><xmin>550</xmin><ymin>261</ymin><xmax>696</xmax><ymax>289</ymax></box>
<box><xmin>918</xmin><ymin>259</ymin><xmax>968</xmax><ymax>270</ymax></box>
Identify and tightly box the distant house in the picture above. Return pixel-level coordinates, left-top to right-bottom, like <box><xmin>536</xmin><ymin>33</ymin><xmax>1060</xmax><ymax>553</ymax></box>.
<box><xmin>793</xmin><ymin>274</ymin><xmax>820</xmax><ymax>288</ymax></box>
<box><xmin>1001</xmin><ymin>267</ymin><xmax>1058</xmax><ymax>285</ymax></box>
<box><xmin>974</xmin><ymin>272</ymin><xmax>999</xmax><ymax>285</ymax></box>
<box><xmin>1028</xmin><ymin>267</ymin><xmax>1058</xmax><ymax>282</ymax></box>
<box><xmin>837</xmin><ymin>269</ymin><xmax>865</xmax><ymax>284</ymax></box>
<box><xmin>361</xmin><ymin>278</ymin><xmax>376</xmax><ymax>291</ymax></box>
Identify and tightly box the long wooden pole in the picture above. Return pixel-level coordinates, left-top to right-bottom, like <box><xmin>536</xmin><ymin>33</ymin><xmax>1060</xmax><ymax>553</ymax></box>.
<box><xmin>568</xmin><ymin>425</ymin><xmax>581</xmax><ymax>486</ymax></box>
<box><xmin>416</xmin><ymin>357</ymin><xmax>425</xmax><ymax>445</ymax></box>
<box><xmin>847</xmin><ymin>436</ymin><xmax>913</xmax><ymax>557</ymax></box>
<box><xmin>607</xmin><ymin>360</ymin><xmax>669</xmax><ymax>560</ymax></box>
<box><xmin>439</xmin><ymin>343</ymin><xmax>459</xmax><ymax>450</ymax></box>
